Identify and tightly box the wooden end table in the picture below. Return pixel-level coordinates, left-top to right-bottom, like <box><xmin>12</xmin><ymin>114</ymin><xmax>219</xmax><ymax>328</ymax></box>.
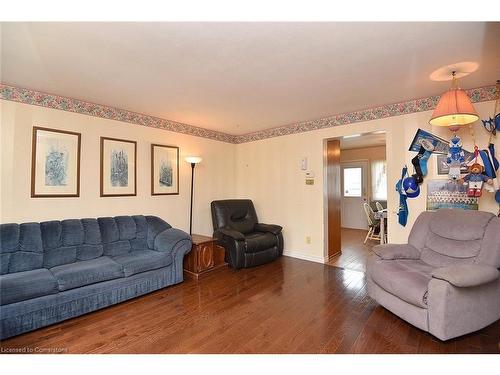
<box><xmin>183</xmin><ymin>234</ymin><xmax>228</xmax><ymax>280</ymax></box>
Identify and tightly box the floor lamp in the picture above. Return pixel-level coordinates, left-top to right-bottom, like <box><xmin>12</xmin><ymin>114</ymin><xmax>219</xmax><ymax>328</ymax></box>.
<box><xmin>185</xmin><ymin>156</ymin><xmax>202</xmax><ymax>235</ymax></box>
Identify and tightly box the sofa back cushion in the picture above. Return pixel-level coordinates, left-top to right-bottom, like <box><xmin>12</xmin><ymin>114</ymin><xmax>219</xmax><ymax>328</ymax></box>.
<box><xmin>41</xmin><ymin>219</ymin><xmax>105</xmax><ymax>268</ymax></box>
<box><xmin>1</xmin><ymin>215</ymin><xmax>170</xmax><ymax>274</ymax></box>
<box><xmin>417</xmin><ymin>209</ymin><xmax>494</xmax><ymax>267</ymax></box>
<box><xmin>98</xmin><ymin>217</ymin><xmax>132</xmax><ymax>256</ymax></box>
<box><xmin>0</xmin><ymin>223</ymin><xmax>43</xmax><ymax>274</ymax></box>
<box><xmin>145</xmin><ymin>216</ymin><xmax>171</xmax><ymax>249</ymax></box>
<box><xmin>211</xmin><ymin>199</ymin><xmax>258</xmax><ymax>235</ymax></box>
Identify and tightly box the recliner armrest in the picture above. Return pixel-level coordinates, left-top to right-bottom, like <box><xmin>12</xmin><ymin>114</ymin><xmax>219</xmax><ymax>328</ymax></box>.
<box><xmin>254</xmin><ymin>223</ymin><xmax>282</xmax><ymax>235</ymax></box>
<box><xmin>372</xmin><ymin>244</ymin><xmax>420</xmax><ymax>260</ymax></box>
<box><xmin>215</xmin><ymin>227</ymin><xmax>245</xmax><ymax>241</ymax></box>
<box><xmin>431</xmin><ymin>264</ymin><xmax>499</xmax><ymax>287</ymax></box>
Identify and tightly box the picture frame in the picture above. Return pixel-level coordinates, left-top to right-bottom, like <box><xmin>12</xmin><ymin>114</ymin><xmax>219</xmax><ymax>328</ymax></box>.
<box><xmin>31</xmin><ymin>126</ymin><xmax>81</xmax><ymax>198</ymax></box>
<box><xmin>151</xmin><ymin>144</ymin><xmax>179</xmax><ymax>195</ymax></box>
<box><xmin>100</xmin><ymin>137</ymin><xmax>137</xmax><ymax>197</ymax></box>
<box><xmin>436</xmin><ymin>154</ymin><xmax>469</xmax><ymax>176</ymax></box>
<box><xmin>426</xmin><ymin>179</ymin><xmax>478</xmax><ymax>211</ymax></box>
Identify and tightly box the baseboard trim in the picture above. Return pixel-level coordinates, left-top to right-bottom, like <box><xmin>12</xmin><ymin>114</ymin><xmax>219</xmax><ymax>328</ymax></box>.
<box><xmin>283</xmin><ymin>250</ymin><xmax>327</xmax><ymax>264</ymax></box>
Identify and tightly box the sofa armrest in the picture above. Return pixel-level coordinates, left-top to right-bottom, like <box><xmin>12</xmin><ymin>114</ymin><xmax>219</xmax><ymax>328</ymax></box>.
<box><xmin>431</xmin><ymin>264</ymin><xmax>499</xmax><ymax>287</ymax></box>
<box><xmin>214</xmin><ymin>227</ymin><xmax>245</xmax><ymax>241</ymax></box>
<box><xmin>254</xmin><ymin>223</ymin><xmax>282</xmax><ymax>235</ymax></box>
<box><xmin>154</xmin><ymin>228</ymin><xmax>192</xmax><ymax>255</ymax></box>
<box><xmin>372</xmin><ymin>244</ymin><xmax>420</xmax><ymax>260</ymax></box>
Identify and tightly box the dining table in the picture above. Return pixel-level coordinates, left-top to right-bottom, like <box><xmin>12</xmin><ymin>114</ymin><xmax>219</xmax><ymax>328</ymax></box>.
<box><xmin>373</xmin><ymin>208</ymin><xmax>388</xmax><ymax>244</ymax></box>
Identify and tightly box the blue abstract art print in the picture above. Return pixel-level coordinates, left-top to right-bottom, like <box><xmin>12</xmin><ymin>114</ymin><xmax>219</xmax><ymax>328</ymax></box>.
<box><xmin>110</xmin><ymin>149</ymin><xmax>128</xmax><ymax>187</ymax></box>
<box><xmin>101</xmin><ymin>137</ymin><xmax>137</xmax><ymax>196</ymax></box>
<box><xmin>45</xmin><ymin>145</ymin><xmax>69</xmax><ymax>186</ymax></box>
<box><xmin>32</xmin><ymin>126</ymin><xmax>81</xmax><ymax>197</ymax></box>
<box><xmin>151</xmin><ymin>144</ymin><xmax>179</xmax><ymax>195</ymax></box>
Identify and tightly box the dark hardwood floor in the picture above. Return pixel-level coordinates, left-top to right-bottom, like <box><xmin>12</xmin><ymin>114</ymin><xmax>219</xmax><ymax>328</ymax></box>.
<box><xmin>327</xmin><ymin>228</ymin><xmax>374</xmax><ymax>272</ymax></box>
<box><xmin>1</xmin><ymin>255</ymin><xmax>498</xmax><ymax>353</ymax></box>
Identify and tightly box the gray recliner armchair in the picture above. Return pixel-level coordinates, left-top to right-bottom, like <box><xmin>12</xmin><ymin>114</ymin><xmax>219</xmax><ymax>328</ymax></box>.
<box><xmin>367</xmin><ymin>209</ymin><xmax>500</xmax><ymax>341</ymax></box>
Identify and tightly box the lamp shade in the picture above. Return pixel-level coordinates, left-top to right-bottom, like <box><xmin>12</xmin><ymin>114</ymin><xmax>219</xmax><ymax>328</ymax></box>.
<box><xmin>429</xmin><ymin>88</ymin><xmax>479</xmax><ymax>127</ymax></box>
<box><xmin>185</xmin><ymin>156</ymin><xmax>202</xmax><ymax>164</ymax></box>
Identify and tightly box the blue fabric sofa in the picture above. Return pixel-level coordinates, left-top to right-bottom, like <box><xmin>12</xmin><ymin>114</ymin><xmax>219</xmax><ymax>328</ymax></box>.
<box><xmin>0</xmin><ymin>215</ymin><xmax>191</xmax><ymax>339</ymax></box>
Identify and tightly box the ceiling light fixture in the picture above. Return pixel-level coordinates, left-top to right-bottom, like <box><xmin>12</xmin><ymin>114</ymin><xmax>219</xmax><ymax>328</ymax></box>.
<box><xmin>429</xmin><ymin>71</ymin><xmax>479</xmax><ymax>129</ymax></box>
<box><xmin>343</xmin><ymin>134</ymin><xmax>361</xmax><ymax>139</ymax></box>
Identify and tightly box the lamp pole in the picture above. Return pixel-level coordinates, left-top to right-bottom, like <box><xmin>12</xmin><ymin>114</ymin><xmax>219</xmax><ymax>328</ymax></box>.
<box><xmin>185</xmin><ymin>156</ymin><xmax>202</xmax><ymax>235</ymax></box>
<box><xmin>189</xmin><ymin>162</ymin><xmax>195</xmax><ymax>235</ymax></box>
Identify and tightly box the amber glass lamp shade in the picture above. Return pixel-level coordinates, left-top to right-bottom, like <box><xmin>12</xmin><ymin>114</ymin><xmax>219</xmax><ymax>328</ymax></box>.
<box><xmin>429</xmin><ymin>87</ymin><xmax>479</xmax><ymax>127</ymax></box>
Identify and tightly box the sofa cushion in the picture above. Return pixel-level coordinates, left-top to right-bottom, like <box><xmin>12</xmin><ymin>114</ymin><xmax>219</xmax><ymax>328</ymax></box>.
<box><xmin>146</xmin><ymin>216</ymin><xmax>171</xmax><ymax>249</ymax></box>
<box><xmin>429</xmin><ymin>209</ymin><xmax>493</xmax><ymax>241</ymax></box>
<box><xmin>244</xmin><ymin>232</ymin><xmax>277</xmax><ymax>253</ymax></box>
<box><xmin>3</xmin><ymin>223</ymin><xmax>44</xmax><ymax>274</ymax></box>
<box><xmin>61</xmin><ymin>219</ymin><xmax>84</xmax><ymax>246</ymax></box>
<box><xmin>40</xmin><ymin>221</ymin><xmax>62</xmax><ymax>249</ymax></box>
<box><xmin>370</xmin><ymin>259</ymin><xmax>436</xmax><ymax>308</ymax></box>
<box><xmin>81</xmin><ymin>218</ymin><xmax>102</xmax><ymax>245</ymax></box>
<box><xmin>132</xmin><ymin>215</ymin><xmax>148</xmax><ymax>239</ymax></box>
<box><xmin>50</xmin><ymin>256</ymin><xmax>124</xmax><ymax>291</ymax></box>
<box><xmin>115</xmin><ymin>216</ymin><xmax>137</xmax><ymax>240</ymax></box>
<box><xmin>43</xmin><ymin>246</ymin><xmax>77</xmax><ymax>268</ymax></box>
<box><xmin>19</xmin><ymin>223</ymin><xmax>43</xmax><ymax>253</ymax></box>
<box><xmin>98</xmin><ymin>217</ymin><xmax>120</xmax><ymax>244</ymax></box>
<box><xmin>425</xmin><ymin>231</ymin><xmax>481</xmax><ymax>259</ymax></box>
<box><xmin>372</xmin><ymin>244</ymin><xmax>420</xmax><ymax>260</ymax></box>
<box><xmin>112</xmin><ymin>250</ymin><xmax>173</xmax><ymax>277</ymax></box>
<box><xmin>76</xmin><ymin>244</ymin><xmax>104</xmax><ymax>261</ymax></box>
<box><xmin>0</xmin><ymin>223</ymin><xmax>20</xmax><ymax>254</ymax></box>
<box><xmin>0</xmin><ymin>269</ymin><xmax>59</xmax><ymax>305</ymax></box>
<box><xmin>103</xmin><ymin>240</ymin><xmax>131</xmax><ymax>257</ymax></box>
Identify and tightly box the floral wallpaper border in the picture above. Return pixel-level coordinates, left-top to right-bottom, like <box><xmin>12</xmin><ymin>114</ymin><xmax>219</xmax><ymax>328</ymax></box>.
<box><xmin>235</xmin><ymin>85</ymin><xmax>498</xmax><ymax>143</ymax></box>
<box><xmin>0</xmin><ymin>84</ymin><xmax>238</xmax><ymax>144</ymax></box>
<box><xmin>1</xmin><ymin>83</ymin><xmax>497</xmax><ymax>144</ymax></box>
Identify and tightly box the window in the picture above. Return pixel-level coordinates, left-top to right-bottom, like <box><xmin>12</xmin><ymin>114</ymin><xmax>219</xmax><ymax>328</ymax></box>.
<box><xmin>343</xmin><ymin>167</ymin><xmax>362</xmax><ymax>197</ymax></box>
<box><xmin>371</xmin><ymin>159</ymin><xmax>387</xmax><ymax>201</ymax></box>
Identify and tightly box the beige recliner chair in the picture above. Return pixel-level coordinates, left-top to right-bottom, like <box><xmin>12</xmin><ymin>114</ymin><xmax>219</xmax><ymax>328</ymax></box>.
<box><xmin>367</xmin><ymin>209</ymin><xmax>500</xmax><ymax>341</ymax></box>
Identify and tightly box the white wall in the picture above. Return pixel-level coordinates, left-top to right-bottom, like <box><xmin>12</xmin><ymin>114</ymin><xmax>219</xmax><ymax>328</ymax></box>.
<box><xmin>235</xmin><ymin>101</ymin><xmax>499</xmax><ymax>262</ymax></box>
<box><xmin>0</xmin><ymin>101</ymin><xmax>235</xmax><ymax>236</ymax></box>
<box><xmin>1</xmin><ymin>99</ymin><xmax>498</xmax><ymax>265</ymax></box>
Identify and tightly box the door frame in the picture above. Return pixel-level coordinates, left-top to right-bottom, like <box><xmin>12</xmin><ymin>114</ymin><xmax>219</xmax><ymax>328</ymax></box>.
<box><xmin>324</xmin><ymin>139</ymin><xmax>341</xmax><ymax>260</ymax></box>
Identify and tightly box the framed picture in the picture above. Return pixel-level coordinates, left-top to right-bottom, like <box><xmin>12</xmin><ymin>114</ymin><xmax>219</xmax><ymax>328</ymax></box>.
<box><xmin>31</xmin><ymin>126</ymin><xmax>81</xmax><ymax>198</ymax></box>
<box><xmin>426</xmin><ymin>179</ymin><xmax>478</xmax><ymax>211</ymax></box>
<box><xmin>436</xmin><ymin>154</ymin><xmax>469</xmax><ymax>176</ymax></box>
<box><xmin>151</xmin><ymin>144</ymin><xmax>179</xmax><ymax>195</ymax></box>
<box><xmin>100</xmin><ymin>137</ymin><xmax>137</xmax><ymax>197</ymax></box>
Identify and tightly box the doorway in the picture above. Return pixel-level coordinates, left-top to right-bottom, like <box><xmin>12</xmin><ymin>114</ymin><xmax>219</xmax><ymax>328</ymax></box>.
<box><xmin>325</xmin><ymin>131</ymin><xmax>387</xmax><ymax>271</ymax></box>
<box><xmin>341</xmin><ymin>161</ymin><xmax>369</xmax><ymax>230</ymax></box>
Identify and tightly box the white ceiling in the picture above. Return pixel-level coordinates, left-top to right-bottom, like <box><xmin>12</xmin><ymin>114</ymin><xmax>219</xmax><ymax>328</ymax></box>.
<box><xmin>340</xmin><ymin>132</ymin><xmax>386</xmax><ymax>150</ymax></box>
<box><xmin>1</xmin><ymin>22</ymin><xmax>499</xmax><ymax>135</ymax></box>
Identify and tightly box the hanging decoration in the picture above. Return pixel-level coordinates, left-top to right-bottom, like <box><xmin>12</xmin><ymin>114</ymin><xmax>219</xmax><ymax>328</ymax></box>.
<box><xmin>462</xmin><ymin>163</ymin><xmax>492</xmax><ymax>197</ymax></box>
<box><xmin>480</xmin><ymin>80</ymin><xmax>500</xmax><ymax>206</ymax></box>
<box><xmin>481</xmin><ymin>80</ymin><xmax>500</xmax><ymax>137</ymax></box>
<box><xmin>395</xmin><ymin>166</ymin><xmax>409</xmax><ymax>226</ymax></box>
<box><xmin>446</xmin><ymin>134</ymin><xmax>465</xmax><ymax>180</ymax></box>
<box><xmin>397</xmin><ymin>73</ymin><xmax>499</xmax><ymax>221</ymax></box>
<box><xmin>409</xmin><ymin>129</ymin><xmax>475</xmax><ymax>163</ymax></box>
